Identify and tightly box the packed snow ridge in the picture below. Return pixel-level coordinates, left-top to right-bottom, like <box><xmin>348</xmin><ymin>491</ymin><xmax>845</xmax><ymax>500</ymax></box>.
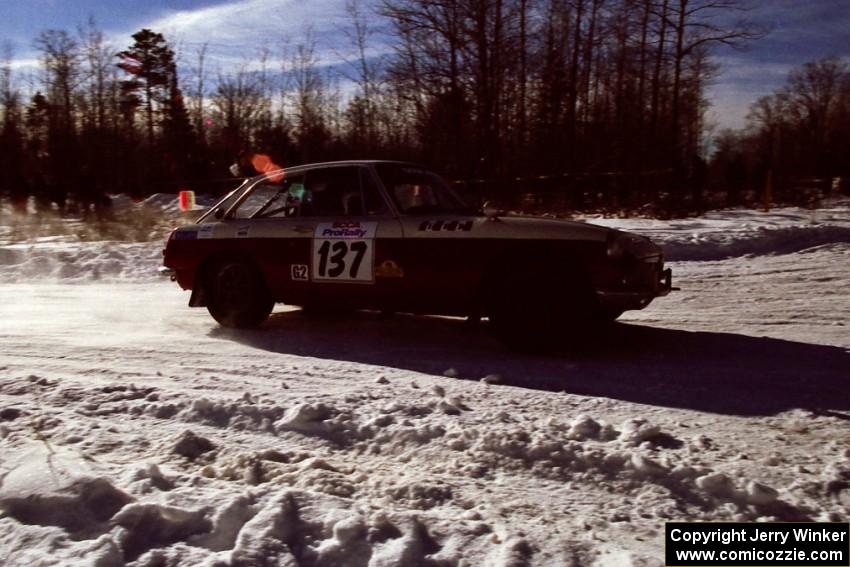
<box><xmin>3</xmin><ymin>375</ymin><xmax>847</xmax><ymax>567</ymax></box>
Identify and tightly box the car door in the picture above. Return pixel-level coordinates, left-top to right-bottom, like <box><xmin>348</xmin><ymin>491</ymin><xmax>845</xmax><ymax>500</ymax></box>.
<box><xmin>214</xmin><ymin>170</ymin><xmax>312</xmax><ymax>302</ymax></box>
<box><xmin>251</xmin><ymin>165</ymin><xmax>402</xmax><ymax>309</ymax></box>
<box><xmin>373</xmin><ymin>163</ymin><xmax>485</xmax><ymax>314</ymax></box>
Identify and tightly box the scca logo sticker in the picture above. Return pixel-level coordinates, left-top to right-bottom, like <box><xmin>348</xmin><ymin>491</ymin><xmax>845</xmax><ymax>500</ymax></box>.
<box><xmin>333</xmin><ymin>222</ymin><xmax>361</xmax><ymax>229</ymax></box>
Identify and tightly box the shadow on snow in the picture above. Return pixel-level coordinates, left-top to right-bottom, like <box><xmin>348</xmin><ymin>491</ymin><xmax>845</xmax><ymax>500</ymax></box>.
<box><xmin>209</xmin><ymin>310</ymin><xmax>850</xmax><ymax>418</ymax></box>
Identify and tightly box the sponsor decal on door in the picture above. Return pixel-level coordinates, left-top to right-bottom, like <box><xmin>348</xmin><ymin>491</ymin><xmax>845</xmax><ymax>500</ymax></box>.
<box><xmin>312</xmin><ymin>222</ymin><xmax>377</xmax><ymax>283</ymax></box>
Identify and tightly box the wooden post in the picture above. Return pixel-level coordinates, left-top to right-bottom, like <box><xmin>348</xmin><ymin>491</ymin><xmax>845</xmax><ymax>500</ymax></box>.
<box><xmin>763</xmin><ymin>170</ymin><xmax>773</xmax><ymax>212</ymax></box>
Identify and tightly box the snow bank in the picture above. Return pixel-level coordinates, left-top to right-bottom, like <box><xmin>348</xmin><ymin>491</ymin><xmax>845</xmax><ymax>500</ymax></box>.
<box><xmin>0</xmin><ymin>241</ymin><xmax>165</xmax><ymax>283</ymax></box>
<box><xmin>0</xmin><ymin>192</ymin><xmax>221</xmax><ymax>282</ymax></box>
<box><xmin>586</xmin><ymin>197</ymin><xmax>850</xmax><ymax>261</ymax></box>
<box><xmin>1</xmin><ymin>197</ymin><xmax>849</xmax><ymax>283</ymax></box>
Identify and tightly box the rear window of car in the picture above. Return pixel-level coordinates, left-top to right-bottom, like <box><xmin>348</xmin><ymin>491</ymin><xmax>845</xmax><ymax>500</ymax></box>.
<box><xmin>375</xmin><ymin>164</ymin><xmax>471</xmax><ymax>214</ymax></box>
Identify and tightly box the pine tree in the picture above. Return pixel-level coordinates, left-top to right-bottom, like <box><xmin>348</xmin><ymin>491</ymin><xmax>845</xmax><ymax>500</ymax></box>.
<box><xmin>117</xmin><ymin>29</ymin><xmax>175</xmax><ymax>147</ymax></box>
<box><xmin>117</xmin><ymin>29</ymin><xmax>197</xmax><ymax>193</ymax></box>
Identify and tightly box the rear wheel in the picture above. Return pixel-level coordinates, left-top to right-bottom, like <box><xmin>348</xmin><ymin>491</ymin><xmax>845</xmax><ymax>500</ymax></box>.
<box><xmin>206</xmin><ymin>260</ymin><xmax>274</xmax><ymax>328</ymax></box>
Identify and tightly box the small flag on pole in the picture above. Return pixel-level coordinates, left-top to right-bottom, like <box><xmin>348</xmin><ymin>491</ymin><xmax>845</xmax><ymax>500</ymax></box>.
<box><xmin>179</xmin><ymin>190</ymin><xmax>196</xmax><ymax>211</ymax></box>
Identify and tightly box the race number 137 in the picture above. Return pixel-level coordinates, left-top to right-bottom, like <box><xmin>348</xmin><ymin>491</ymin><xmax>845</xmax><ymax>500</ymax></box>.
<box><xmin>313</xmin><ymin>239</ymin><xmax>374</xmax><ymax>282</ymax></box>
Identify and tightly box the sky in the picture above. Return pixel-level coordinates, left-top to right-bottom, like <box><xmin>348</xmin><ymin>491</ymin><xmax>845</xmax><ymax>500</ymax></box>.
<box><xmin>707</xmin><ymin>0</ymin><xmax>850</xmax><ymax>131</ymax></box>
<box><xmin>1</xmin><ymin>0</ymin><xmax>849</xmax><ymax>132</ymax></box>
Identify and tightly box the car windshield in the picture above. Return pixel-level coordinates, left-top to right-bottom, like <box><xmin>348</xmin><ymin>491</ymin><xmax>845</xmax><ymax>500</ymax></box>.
<box><xmin>376</xmin><ymin>164</ymin><xmax>474</xmax><ymax>215</ymax></box>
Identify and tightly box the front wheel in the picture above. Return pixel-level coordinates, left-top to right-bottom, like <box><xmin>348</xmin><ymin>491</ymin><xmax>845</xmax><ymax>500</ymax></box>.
<box><xmin>595</xmin><ymin>307</ymin><xmax>624</xmax><ymax>323</ymax></box>
<box><xmin>206</xmin><ymin>261</ymin><xmax>274</xmax><ymax>328</ymax></box>
<box><xmin>486</xmin><ymin>271</ymin><xmax>597</xmax><ymax>352</ymax></box>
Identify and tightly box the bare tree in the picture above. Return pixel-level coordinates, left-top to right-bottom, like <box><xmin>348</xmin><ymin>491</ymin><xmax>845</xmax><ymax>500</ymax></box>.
<box><xmin>669</xmin><ymin>0</ymin><xmax>762</xmax><ymax>161</ymax></box>
<box><xmin>78</xmin><ymin>18</ymin><xmax>115</xmax><ymax>131</ymax></box>
<box><xmin>34</xmin><ymin>29</ymin><xmax>81</xmax><ymax>132</ymax></box>
<box><xmin>785</xmin><ymin>57</ymin><xmax>847</xmax><ymax>146</ymax></box>
<box><xmin>1</xmin><ymin>43</ymin><xmax>25</xmax><ymax>203</ymax></box>
<box><xmin>341</xmin><ymin>0</ymin><xmax>385</xmax><ymax>150</ymax></box>
<box><xmin>742</xmin><ymin>56</ymin><xmax>850</xmax><ymax>204</ymax></box>
<box><xmin>254</xmin><ymin>47</ymin><xmax>276</xmax><ymax>134</ymax></box>
<box><xmin>288</xmin><ymin>30</ymin><xmax>333</xmax><ymax>161</ymax></box>
<box><xmin>0</xmin><ymin>43</ymin><xmax>18</xmax><ymax>125</ymax></box>
<box><xmin>187</xmin><ymin>43</ymin><xmax>208</xmax><ymax>143</ymax></box>
<box><xmin>211</xmin><ymin>65</ymin><xmax>264</xmax><ymax>155</ymax></box>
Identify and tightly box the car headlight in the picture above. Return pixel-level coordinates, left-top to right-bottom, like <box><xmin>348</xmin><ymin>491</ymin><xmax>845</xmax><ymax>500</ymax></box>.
<box><xmin>607</xmin><ymin>231</ymin><xmax>661</xmax><ymax>261</ymax></box>
<box><xmin>607</xmin><ymin>232</ymin><xmax>628</xmax><ymax>259</ymax></box>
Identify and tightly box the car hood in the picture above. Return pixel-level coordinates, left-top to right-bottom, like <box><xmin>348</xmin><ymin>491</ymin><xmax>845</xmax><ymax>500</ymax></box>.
<box><xmin>458</xmin><ymin>215</ymin><xmax>614</xmax><ymax>242</ymax></box>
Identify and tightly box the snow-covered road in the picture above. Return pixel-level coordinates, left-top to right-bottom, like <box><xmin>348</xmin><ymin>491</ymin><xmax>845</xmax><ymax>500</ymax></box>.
<box><xmin>1</xmin><ymin>200</ymin><xmax>849</xmax><ymax>566</ymax></box>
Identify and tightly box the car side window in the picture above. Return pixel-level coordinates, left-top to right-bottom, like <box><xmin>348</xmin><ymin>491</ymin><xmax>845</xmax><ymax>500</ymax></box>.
<box><xmin>375</xmin><ymin>163</ymin><xmax>470</xmax><ymax>214</ymax></box>
<box><xmin>299</xmin><ymin>167</ymin><xmax>356</xmax><ymax>217</ymax></box>
<box><xmin>231</xmin><ymin>174</ymin><xmax>307</xmax><ymax>219</ymax></box>
<box><xmin>232</xmin><ymin>167</ymin><xmax>390</xmax><ymax>219</ymax></box>
<box><xmin>295</xmin><ymin>166</ymin><xmax>386</xmax><ymax>217</ymax></box>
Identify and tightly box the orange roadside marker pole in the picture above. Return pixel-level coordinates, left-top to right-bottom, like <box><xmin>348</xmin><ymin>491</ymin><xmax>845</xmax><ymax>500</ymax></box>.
<box><xmin>763</xmin><ymin>170</ymin><xmax>773</xmax><ymax>212</ymax></box>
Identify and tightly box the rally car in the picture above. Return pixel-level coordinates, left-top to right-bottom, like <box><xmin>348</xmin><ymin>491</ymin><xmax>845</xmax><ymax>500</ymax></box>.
<box><xmin>160</xmin><ymin>160</ymin><xmax>672</xmax><ymax>349</ymax></box>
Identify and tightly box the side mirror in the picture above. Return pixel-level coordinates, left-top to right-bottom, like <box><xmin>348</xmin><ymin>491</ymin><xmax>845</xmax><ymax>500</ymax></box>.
<box><xmin>482</xmin><ymin>201</ymin><xmax>504</xmax><ymax>219</ymax></box>
<box><xmin>214</xmin><ymin>207</ymin><xmax>225</xmax><ymax>220</ymax></box>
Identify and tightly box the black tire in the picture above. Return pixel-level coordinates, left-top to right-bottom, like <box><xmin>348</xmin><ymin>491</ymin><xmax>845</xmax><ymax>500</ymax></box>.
<box><xmin>486</xmin><ymin>268</ymin><xmax>596</xmax><ymax>352</ymax></box>
<box><xmin>206</xmin><ymin>260</ymin><xmax>274</xmax><ymax>328</ymax></box>
<box><xmin>596</xmin><ymin>307</ymin><xmax>624</xmax><ymax>323</ymax></box>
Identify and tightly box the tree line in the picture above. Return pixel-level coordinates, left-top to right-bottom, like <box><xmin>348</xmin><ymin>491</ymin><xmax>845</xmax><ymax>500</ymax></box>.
<box><xmin>713</xmin><ymin>56</ymin><xmax>850</xmax><ymax>208</ymax></box>
<box><xmin>0</xmin><ymin>1</ymin><xmax>840</xmax><ymax>218</ymax></box>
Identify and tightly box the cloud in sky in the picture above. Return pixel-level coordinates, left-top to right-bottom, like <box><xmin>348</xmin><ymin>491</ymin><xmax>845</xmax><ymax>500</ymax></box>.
<box><xmin>142</xmin><ymin>0</ymin><xmax>345</xmax><ymax>48</ymax></box>
<box><xmin>8</xmin><ymin>58</ymin><xmax>39</xmax><ymax>71</ymax></box>
<box><xmin>116</xmin><ymin>0</ymin><xmax>364</xmax><ymax>72</ymax></box>
<box><xmin>705</xmin><ymin>56</ymin><xmax>796</xmax><ymax>130</ymax></box>
<box><xmin>4</xmin><ymin>0</ymin><xmax>369</xmax><ymax>74</ymax></box>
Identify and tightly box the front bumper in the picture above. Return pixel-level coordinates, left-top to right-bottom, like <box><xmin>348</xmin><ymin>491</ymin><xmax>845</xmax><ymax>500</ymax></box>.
<box><xmin>595</xmin><ymin>267</ymin><xmax>673</xmax><ymax>310</ymax></box>
<box><xmin>658</xmin><ymin>267</ymin><xmax>673</xmax><ymax>296</ymax></box>
<box><xmin>158</xmin><ymin>266</ymin><xmax>177</xmax><ymax>281</ymax></box>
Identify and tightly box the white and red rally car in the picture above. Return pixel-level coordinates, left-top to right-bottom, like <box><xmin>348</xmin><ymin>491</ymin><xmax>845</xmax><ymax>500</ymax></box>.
<box><xmin>161</xmin><ymin>161</ymin><xmax>672</xmax><ymax>349</ymax></box>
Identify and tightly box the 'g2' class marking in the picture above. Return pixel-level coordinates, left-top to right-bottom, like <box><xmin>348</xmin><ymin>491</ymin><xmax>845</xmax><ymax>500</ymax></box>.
<box><xmin>290</xmin><ymin>264</ymin><xmax>309</xmax><ymax>281</ymax></box>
